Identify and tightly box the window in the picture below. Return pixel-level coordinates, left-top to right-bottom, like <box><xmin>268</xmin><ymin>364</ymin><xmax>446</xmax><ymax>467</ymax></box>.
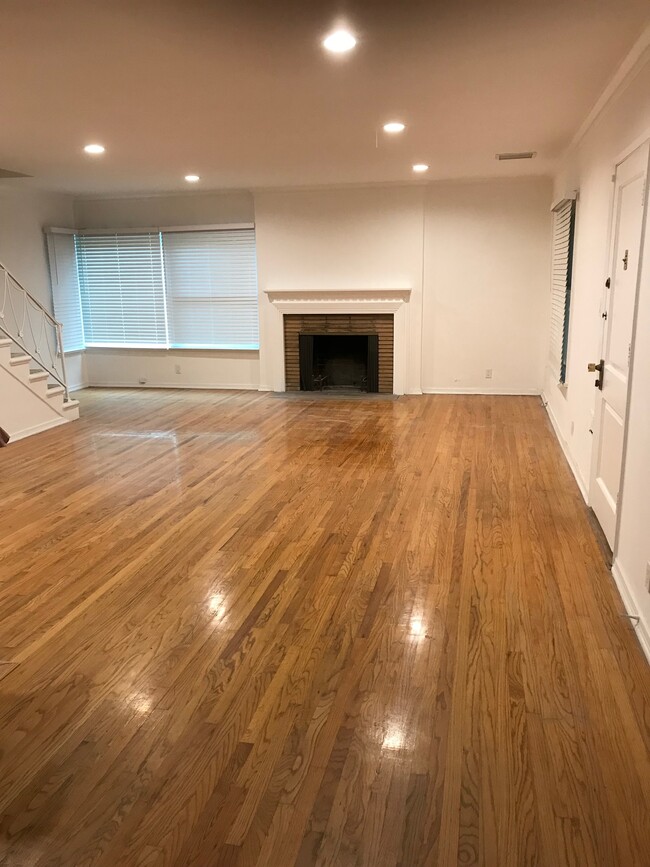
<box><xmin>75</xmin><ymin>232</ymin><xmax>167</xmax><ymax>347</ymax></box>
<box><xmin>549</xmin><ymin>197</ymin><xmax>577</xmax><ymax>384</ymax></box>
<box><xmin>46</xmin><ymin>232</ymin><xmax>85</xmax><ymax>352</ymax></box>
<box><xmin>64</xmin><ymin>226</ymin><xmax>259</xmax><ymax>351</ymax></box>
<box><xmin>162</xmin><ymin>229</ymin><xmax>258</xmax><ymax>349</ymax></box>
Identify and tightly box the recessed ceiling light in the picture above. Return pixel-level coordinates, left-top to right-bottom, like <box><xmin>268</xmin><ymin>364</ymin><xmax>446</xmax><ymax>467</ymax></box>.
<box><xmin>383</xmin><ymin>122</ymin><xmax>405</xmax><ymax>134</ymax></box>
<box><xmin>323</xmin><ymin>30</ymin><xmax>357</xmax><ymax>54</ymax></box>
<box><xmin>84</xmin><ymin>144</ymin><xmax>105</xmax><ymax>155</ymax></box>
<box><xmin>184</xmin><ymin>174</ymin><xmax>200</xmax><ymax>183</ymax></box>
<box><xmin>412</xmin><ymin>164</ymin><xmax>429</xmax><ymax>173</ymax></box>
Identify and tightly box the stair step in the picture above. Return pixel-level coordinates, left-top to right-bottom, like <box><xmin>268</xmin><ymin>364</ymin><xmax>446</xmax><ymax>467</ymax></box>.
<box><xmin>46</xmin><ymin>385</ymin><xmax>65</xmax><ymax>397</ymax></box>
<box><xmin>29</xmin><ymin>371</ymin><xmax>48</xmax><ymax>383</ymax></box>
<box><xmin>0</xmin><ymin>339</ymin><xmax>12</xmax><ymax>348</ymax></box>
<box><xmin>9</xmin><ymin>354</ymin><xmax>30</xmax><ymax>366</ymax></box>
<box><xmin>62</xmin><ymin>399</ymin><xmax>79</xmax><ymax>411</ymax></box>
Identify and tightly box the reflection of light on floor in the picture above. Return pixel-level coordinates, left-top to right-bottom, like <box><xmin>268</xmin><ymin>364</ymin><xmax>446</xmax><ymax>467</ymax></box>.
<box><xmin>94</xmin><ymin>431</ymin><xmax>179</xmax><ymax>442</ymax></box>
<box><xmin>409</xmin><ymin>616</ymin><xmax>426</xmax><ymax>639</ymax></box>
<box><xmin>382</xmin><ymin>725</ymin><xmax>406</xmax><ymax>752</ymax></box>
<box><xmin>93</xmin><ymin>430</ymin><xmax>259</xmax><ymax>445</ymax></box>
<box><xmin>208</xmin><ymin>592</ymin><xmax>227</xmax><ymax>621</ymax></box>
<box><xmin>127</xmin><ymin>692</ymin><xmax>153</xmax><ymax>714</ymax></box>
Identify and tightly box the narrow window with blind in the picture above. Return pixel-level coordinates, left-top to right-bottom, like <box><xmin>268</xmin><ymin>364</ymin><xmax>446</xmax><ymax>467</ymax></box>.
<box><xmin>75</xmin><ymin>232</ymin><xmax>167</xmax><ymax>347</ymax></box>
<box><xmin>46</xmin><ymin>231</ymin><xmax>85</xmax><ymax>353</ymax></box>
<box><xmin>161</xmin><ymin>229</ymin><xmax>259</xmax><ymax>350</ymax></box>
<box><xmin>549</xmin><ymin>198</ymin><xmax>577</xmax><ymax>384</ymax></box>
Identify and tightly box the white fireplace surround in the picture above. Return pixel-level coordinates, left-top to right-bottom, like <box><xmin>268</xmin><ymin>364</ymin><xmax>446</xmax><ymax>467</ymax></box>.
<box><xmin>262</xmin><ymin>288</ymin><xmax>412</xmax><ymax>394</ymax></box>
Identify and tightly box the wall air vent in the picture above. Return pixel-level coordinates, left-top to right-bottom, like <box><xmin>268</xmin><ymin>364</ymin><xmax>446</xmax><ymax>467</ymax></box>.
<box><xmin>496</xmin><ymin>151</ymin><xmax>537</xmax><ymax>161</ymax></box>
<box><xmin>0</xmin><ymin>168</ymin><xmax>32</xmax><ymax>178</ymax></box>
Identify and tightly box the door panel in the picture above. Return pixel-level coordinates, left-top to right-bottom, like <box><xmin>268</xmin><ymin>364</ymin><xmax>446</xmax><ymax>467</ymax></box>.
<box><xmin>589</xmin><ymin>142</ymin><xmax>649</xmax><ymax>547</ymax></box>
<box><xmin>608</xmin><ymin>176</ymin><xmax>645</xmax><ymax>369</ymax></box>
<box><xmin>598</xmin><ymin>404</ymin><xmax>624</xmax><ymax>502</ymax></box>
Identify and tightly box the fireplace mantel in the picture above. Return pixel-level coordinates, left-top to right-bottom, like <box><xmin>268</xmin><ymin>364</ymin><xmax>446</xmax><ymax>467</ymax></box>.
<box><xmin>262</xmin><ymin>287</ymin><xmax>413</xmax><ymax>394</ymax></box>
<box><xmin>264</xmin><ymin>288</ymin><xmax>411</xmax><ymax>307</ymax></box>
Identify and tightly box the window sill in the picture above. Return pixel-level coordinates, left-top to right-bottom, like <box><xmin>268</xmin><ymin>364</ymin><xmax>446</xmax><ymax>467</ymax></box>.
<box><xmin>83</xmin><ymin>345</ymin><xmax>260</xmax><ymax>353</ymax></box>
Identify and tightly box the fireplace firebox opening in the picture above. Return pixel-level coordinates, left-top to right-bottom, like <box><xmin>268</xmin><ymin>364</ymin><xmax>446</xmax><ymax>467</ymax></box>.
<box><xmin>299</xmin><ymin>333</ymin><xmax>379</xmax><ymax>392</ymax></box>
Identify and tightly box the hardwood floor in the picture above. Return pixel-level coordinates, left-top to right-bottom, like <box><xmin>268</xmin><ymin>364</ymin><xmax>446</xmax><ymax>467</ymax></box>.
<box><xmin>0</xmin><ymin>388</ymin><xmax>648</xmax><ymax>867</ymax></box>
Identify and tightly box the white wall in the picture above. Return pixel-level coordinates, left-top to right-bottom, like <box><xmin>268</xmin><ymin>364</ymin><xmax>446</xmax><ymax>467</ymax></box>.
<box><xmin>73</xmin><ymin>190</ymin><xmax>260</xmax><ymax>390</ymax></box>
<box><xmin>544</xmin><ymin>49</ymin><xmax>650</xmax><ymax>491</ymax></box>
<box><xmin>542</xmin><ymin>45</ymin><xmax>650</xmax><ymax>656</ymax></box>
<box><xmin>254</xmin><ymin>186</ymin><xmax>426</xmax><ymax>392</ymax></box>
<box><xmin>84</xmin><ymin>348</ymin><xmax>259</xmax><ymax>390</ymax></box>
<box><xmin>422</xmin><ymin>178</ymin><xmax>551</xmax><ymax>393</ymax></box>
<box><xmin>2</xmin><ymin>177</ymin><xmax>553</xmax><ymax>403</ymax></box>
<box><xmin>254</xmin><ymin>180</ymin><xmax>551</xmax><ymax>394</ymax></box>
<box><xmin>73</xmin><ymin>190</ymin><xmax>254</xmax><ymax>229</ymax></box>
<box><xmin>0</xmin><ymin>185</ymin><xmax>75</xmax><ymax>312</ymax></box>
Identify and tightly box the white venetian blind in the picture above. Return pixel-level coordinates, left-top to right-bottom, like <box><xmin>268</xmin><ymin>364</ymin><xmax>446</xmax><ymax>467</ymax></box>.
<box><xmin>75</xmin><ymin>232</ymin><xmax>167</xmax><ymax>347</ymax></box>
<box><xmin>549</xmin><ymin>198</ymin><xmax>576</xmax><ymax>384</ymax></box>
<box><xmin>46</xmin><ymin>231</ymin><xmax>85</xmax><ymax>352</ymax></box>
<box><xmin>161</xmin><ymin>228</ymin><xmax>259</xmax><ymax>350</ymax></box>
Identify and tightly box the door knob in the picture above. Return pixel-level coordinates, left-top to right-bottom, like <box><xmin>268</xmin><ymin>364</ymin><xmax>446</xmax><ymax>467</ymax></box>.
<box><xmin>588</xmin><ymin>360</ymin><xmax>604</xmax><ymax>390</ymax></box>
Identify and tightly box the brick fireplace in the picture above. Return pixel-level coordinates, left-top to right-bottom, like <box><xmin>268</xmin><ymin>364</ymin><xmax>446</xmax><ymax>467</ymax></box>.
<box><xmin>262</xmin><ymin>288</ymin><xmax>412</xmax><ymax>394</ymax></box>
<box><xmin>284</xmin><ymin>314</ymin><xmax>394</xmax><ymax>393</ymax></box>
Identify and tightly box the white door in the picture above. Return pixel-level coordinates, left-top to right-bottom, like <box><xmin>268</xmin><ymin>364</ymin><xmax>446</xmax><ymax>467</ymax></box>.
<box><xmin>589</xmin><ymin>141</ymin><xmax>649</xmax><ymax>546</ymax></box>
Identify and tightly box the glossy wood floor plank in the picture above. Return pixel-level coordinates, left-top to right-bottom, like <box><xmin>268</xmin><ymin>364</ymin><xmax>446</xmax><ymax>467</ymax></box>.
<box><xmin>1</xmin><ymin>388</ymin><xmax>649</xmax><ymax>867</ymax></box>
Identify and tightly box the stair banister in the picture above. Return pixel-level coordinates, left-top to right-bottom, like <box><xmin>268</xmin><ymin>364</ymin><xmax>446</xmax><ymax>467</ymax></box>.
<box><xmin>0</xmin><ymin>259</ymin><xmax>69</xmax><ymax>400</ymax></box>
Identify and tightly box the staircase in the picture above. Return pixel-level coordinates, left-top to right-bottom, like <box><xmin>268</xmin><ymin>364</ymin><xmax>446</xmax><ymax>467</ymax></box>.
<box><xmin>0</xmin><ymin>261</ymin><xmax>79</xmax><ymax>442</ymax></box>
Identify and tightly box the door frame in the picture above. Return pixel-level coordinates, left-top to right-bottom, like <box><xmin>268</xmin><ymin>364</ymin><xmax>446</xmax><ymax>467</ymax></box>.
<box><xmin>589</xmin><ymin>135</ymin><xmax>650</xmax><ymax>555</ymax></box>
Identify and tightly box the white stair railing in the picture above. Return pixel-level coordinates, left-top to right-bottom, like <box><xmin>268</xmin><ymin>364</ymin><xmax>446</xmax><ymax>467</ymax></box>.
<box><xmin>0</xmin><ymin>260</ymin><xmax>68</xmax><ymax>401</ymax></box>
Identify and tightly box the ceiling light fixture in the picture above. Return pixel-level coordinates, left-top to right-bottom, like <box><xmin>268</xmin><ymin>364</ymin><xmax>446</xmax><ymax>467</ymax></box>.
<box><xmin>323</xmin><ymin>29</ymin><xmax>357</xmax><ymax>54</ymax></box>
<box><xmin>383</xmin><ymin>122</ymin><xmax>405</xmax><ymax>134</ymax></box>
<box><xmin>184</xmin><ymin>174</ymin><xmax>200</xmax><ymax>183</ymax></box>
<box><xmin>84</xmin><ymin>144</ymin><xmax>105</xmax><ymax>155</ymax></box>
<box><xmin>412</xmin><ymin>163</ymin><xmax>429</xmax><ymax>173</ymax></box>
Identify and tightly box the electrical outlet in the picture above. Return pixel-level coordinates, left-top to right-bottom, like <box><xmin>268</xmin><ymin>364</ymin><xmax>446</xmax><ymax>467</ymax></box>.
<box><xmin>485</xmin><ymin>368</ymin><xmax>493</xmax><ymax>379</ymax></box>
<box><xmin>645</xmin><ymin>562</ymin><xmax>650</xmax><ymax>593</ymax></box>
<box><xmin>571</xmin><ymin>421</ymin><xmax>575</xmax><ymax>436</ymax></box>
<box><xmin>175</xmin><ymin>364</ymin><xmax>182</xmax><ymax>375</ymax></box>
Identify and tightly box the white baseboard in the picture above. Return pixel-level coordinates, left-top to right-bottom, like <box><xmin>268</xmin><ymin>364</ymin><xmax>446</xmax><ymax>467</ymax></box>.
<box><xmin>611</xmin><ymin>559</ymin><xmax>650</xmax><ymax>664</ymax></box>
<box><xmin>85</xmin><ymin>381</ymin><xmax>258</xmax><ymax>391</ymax></box>
<box><xmin>9</xmin><ymin>416</ymin><xmax>69</xmax><ymax>442</ymax></box>
<box><xmin>422</xmin><ymin>387</ymin><xmax>542</xmax><ymax>396</ymax></box>
<box><xmin>541</xmin><ymin>390</ymin><xmax>589</xmax><ymax>503</ymax></box>
<box><xmin>69</xmin><ymin>382</ymin><xmax>88</xmax><ymax>392</ymax></box>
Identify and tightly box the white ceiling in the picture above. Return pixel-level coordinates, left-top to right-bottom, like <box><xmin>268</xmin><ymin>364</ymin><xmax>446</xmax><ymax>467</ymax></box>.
<box><xmin>1</xmin><ymin>0</ymin><xmax>648</xmax><ymax>195</ymax></box>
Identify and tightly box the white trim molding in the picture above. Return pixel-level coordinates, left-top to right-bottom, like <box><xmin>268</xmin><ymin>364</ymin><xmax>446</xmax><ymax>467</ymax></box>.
<box><xmin>9</xmin><ymin>416</ymin><xmax>70</xmax><ymax>442</ymax></box>
<box><xmin>611</xmin><ymin>559</ymin><xmax>650</xmax><ymax>664</ymax></box>
<box><xmin>568</xmin><ymin>25</ymin><xmax>650</xmax><ymax>153</ymax></box>
<box><xmin>85</xmin><ymin>381</ymin><xmax>258</xmax><ymax>391</ymax></box>
<box><xmin>541</xmin><ymin>391</ymin><xmax>589</xmax><ymax>503</ymax></box>
<box><xmin>423</xmin><ymin>387</ymin><xmax>541</xmax><ymax>396</ymax></box>
<box><xmin>262</xmin><ymin>288</ymin><xmax>412</xmax><ymax>394</ymax></box>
